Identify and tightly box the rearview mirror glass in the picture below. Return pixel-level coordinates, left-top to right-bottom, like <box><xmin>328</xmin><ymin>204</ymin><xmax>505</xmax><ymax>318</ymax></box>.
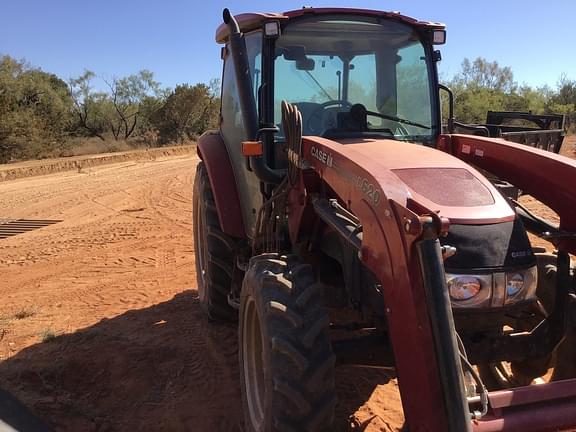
<box><xmin>296</xmin><ymin>58</ymin><xmax>315</xmax><ymax>71</ymax></box>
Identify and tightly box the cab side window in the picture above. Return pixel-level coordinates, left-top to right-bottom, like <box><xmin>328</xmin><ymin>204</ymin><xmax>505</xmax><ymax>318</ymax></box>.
<box><xmin>220</xmin><ymin>32</ymin><xmax>262</xmax><ymax>144</ymax></box>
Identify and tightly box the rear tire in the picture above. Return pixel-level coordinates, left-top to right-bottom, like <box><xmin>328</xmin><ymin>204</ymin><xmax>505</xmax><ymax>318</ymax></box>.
<box><xmin>239</xmin><ymin>254</ymin><xmax>336</xmax><ymax>432</ymax></box>
<box><xmin>193</xmin><ymin>162</ymin><xmax>238</xmax><ymax>321</ymax></box>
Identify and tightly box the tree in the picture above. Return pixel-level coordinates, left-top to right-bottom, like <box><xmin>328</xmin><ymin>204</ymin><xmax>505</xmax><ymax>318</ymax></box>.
<box><xmin>104</xmin><ymin>70</ymin><xmax>162</xmax><ymax>140</ymax></box>
<box><xmin>0</xmin><ymin>55</ymin><xmax>74</xmax><ymax>162</ymax></box>
<box><xmin>151</xmin><ymin>83</ymin><xmax>219</xmax><ymax>144</ymax></box>
<box><xmin>453</xmin><ymin>57</ymin><xmax>516</xmax><ymax>93</ymax></box>
<box><xmin>448</xmin><ymin>57</ymin><xmax>526</xmax><ymax>124</ymax></box>
<box><xmin>69</xmin><ymin>70</ymin><xmax>164</xmax><ymax>142</ymax></box>
<box><xmin>1</xmin><ymin>54</ymin><xmax>224</xmax><ymax>161</ymax></box>
<box><xmin>69</xmin><ymin>71</ymin><xmax>109</xmax><ymax>140</ymax></box>
<box><xmin>547</xmin><ymin>75</ymin><xmax>576</xmax><ymax>131</ymax></box>
<box><xmin>553</xmin><ymin>75</ymin><xmax>576</xmax><ymax>105</ymax></box>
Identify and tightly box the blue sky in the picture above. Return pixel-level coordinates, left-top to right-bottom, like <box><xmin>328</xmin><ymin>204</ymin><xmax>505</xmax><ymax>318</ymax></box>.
<box><xmin>1</xmin><ymin>0</ymin><xmax>574</xmax><ymax>90</ymax></box>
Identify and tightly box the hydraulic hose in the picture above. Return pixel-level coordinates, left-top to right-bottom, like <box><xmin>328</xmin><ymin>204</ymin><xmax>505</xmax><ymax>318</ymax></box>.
<box><xmin>281</xmin><ymin>101</ymin><xmax>303</xmax><ymax>185</ymax></box>
<box><xmin>456</xmin><ymin>333</ymin><xmax>489</xmax><ymax>419</ymax></box>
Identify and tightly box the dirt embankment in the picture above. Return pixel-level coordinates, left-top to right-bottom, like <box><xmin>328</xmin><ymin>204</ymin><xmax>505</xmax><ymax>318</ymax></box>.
<box><xmin>0</xmin><ymin>145</ymin><xmax>196</xmax><ymax>182</ymax></box>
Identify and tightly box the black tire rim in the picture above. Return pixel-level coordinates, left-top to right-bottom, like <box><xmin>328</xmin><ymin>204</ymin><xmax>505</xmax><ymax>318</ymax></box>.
<box><xmin>242</xmin><ymin>296</ymin><xmax>266</xmax><ymax>430</ymax></box>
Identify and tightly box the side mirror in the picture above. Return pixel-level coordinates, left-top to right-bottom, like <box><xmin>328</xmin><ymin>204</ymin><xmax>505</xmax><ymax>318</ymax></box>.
<box><xmin>439</xmin><ymin>84</ymin><xmax>454</xmax><ymax>134</ymax></box>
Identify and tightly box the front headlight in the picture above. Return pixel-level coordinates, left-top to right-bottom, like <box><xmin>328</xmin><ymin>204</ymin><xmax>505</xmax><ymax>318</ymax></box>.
<box><xmin>446</xmin><ymin>273</ymin><xmax>492</xmax><ymax>308</ymax></box>
<box><xmin>446</xmin><ymin>266</ymin><xmax>537</xmax><ymax>308</ymax></box>
<box><xmin>506</xmin><ymin>273</ymin><xmax>524</xmax><ymax>296</ymax></box>
<box><xmin>505</xmin><ymin>266</ymin><xmax>537</xmax><ymax>304</ymax></box>
<box><xmin>448</xmin><ymin>276</ymin><xmax>480</xmax><ymax>300</ymax></box>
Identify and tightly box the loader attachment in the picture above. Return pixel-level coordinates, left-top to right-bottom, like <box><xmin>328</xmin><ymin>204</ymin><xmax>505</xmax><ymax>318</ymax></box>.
<box><xmin>299</xmin><ymin>135</ymin><xmax>475</xmax><ymax>431</ymax></box>
<box><xmin>416</xmin><ymin>218</ymin><xmax>471</xmax><ymax>432</ymax></box>
<box><xmin>449</xmin><ymin>133</ymin><xmax>576</xmax><ymax>431</ymax></box>
<box><xmin>449</xmin><ymin>134</ymin><xmax>576</xmax><ymax>251</ymax></box>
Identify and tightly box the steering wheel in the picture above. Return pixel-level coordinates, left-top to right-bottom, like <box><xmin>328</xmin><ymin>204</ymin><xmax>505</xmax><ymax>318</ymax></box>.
<box><xmin>306</xmin><ymin>100</ymin><xmax>353</xmax><ymax>135</ymax></box>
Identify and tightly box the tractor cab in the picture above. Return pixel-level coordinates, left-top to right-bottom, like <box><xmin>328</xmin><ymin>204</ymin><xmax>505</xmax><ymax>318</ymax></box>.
<box><xmin>216</xmin><ymin>8</ymin><xmax>445</xmax><ymax>230</ymax></box>
<box><xmin>217</xmin><ymin>9</ymin><xmax>445</xmax><ymax>148</ymax></box>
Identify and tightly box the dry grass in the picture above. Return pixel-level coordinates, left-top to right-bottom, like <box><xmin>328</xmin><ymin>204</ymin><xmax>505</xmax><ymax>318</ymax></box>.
<box><xmin>13</xmin><ymin>308</ymin><xmax>35</xmax><ymax>320</ymax></box>
<box><xmin>561</xmin><ymin>134</ymin><xmax>576</xmax><ymax>157</ymax></box>
<box><xmin>39</xmin><ymin>328</ymin><xmax>57</xmax><ymax>343</ymax></box>
<box><xmin>61</xmin><ymin>137</ymin><xmax>136</xmax><ymax>157</ymax></box>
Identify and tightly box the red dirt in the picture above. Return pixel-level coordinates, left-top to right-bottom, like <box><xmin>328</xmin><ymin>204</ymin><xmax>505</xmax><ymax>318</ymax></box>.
<box><xmin>0</xmin><ymin>153</ymin><xmax>401</xmax><ymax>431</ymax></box>
<box><xmin>0</xmin><ymin>136</ymin><xmax>573</xmax><ymax>431</ymax></box>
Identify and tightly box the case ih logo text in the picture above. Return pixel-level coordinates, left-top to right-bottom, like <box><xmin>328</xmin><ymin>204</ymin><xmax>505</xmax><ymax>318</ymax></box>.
<box><xmin>311</xmin><ymin>146</ymin><xmax>333</xmax><ymax>167</ymax></box>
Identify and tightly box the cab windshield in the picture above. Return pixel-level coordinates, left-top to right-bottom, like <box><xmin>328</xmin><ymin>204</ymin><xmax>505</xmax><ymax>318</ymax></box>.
<box><xmin>274</xmin><ymin>15</ymin><xmax>436</xmax><ymax>143</ymax></box>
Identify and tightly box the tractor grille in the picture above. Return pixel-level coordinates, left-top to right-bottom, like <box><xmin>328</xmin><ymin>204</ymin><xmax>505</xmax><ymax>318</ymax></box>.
<box><xmin>0</xmin><ymin>219</ymin><xmax>61</xmax><ymax>239</ymax></box>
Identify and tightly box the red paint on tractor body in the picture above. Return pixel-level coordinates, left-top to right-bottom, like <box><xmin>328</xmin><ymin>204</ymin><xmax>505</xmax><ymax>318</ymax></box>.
<box><xmin>450</xmin><ymin>134</ymin><xmax>576</xmax><ymax>253</ymax></box>
<box><xmin>472</xmin><ymin>378</ymin><xmax>576</xmax><ymax>431</ymax></box>
<box><xmin>298</xmin><ymin>136</ymin><xmax>451</xmax><ymax>431</ymax></box>
<box><xmin>216</xmin><ymin>8</ymin><xmax>444</xmax><ymax>43</ymax></box>
<box><xmin>197</xmin><ymin>132</ymin><xmax>246</xmax><ymax>238</ymax></box>
<box><xmin>304</xmin><ymin>137</ymin><xmax>515</xmax><ymax>224</ymax></box>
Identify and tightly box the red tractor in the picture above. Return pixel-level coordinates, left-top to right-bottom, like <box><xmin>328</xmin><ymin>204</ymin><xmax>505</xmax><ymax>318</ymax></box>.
<box><xmin>193</xmin><ymin>7</ymin><xmax>576</xmax><ymax>431</ymax></box>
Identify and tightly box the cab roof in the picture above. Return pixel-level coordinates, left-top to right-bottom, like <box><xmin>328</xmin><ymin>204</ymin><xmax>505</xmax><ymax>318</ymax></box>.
<box><xmin>215</xmin><ymin>8</ymin><xmax>445</xmax><ymax>44</ymax></box>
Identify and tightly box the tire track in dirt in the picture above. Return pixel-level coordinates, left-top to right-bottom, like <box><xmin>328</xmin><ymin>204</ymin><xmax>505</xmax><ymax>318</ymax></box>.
<box><xmin>0</xmin><ymin>150</ymin><xmax>419</xmax><ymax>431</ymax></box>
<box><xmin>0</xmin><ymin>154</ymin><xmax>249</xmax><ymax>431</ymax></box>
<box><xmin>3</xmin><ymin>137</ymin><xmax>574</xmax><ymax>430</ymax></box>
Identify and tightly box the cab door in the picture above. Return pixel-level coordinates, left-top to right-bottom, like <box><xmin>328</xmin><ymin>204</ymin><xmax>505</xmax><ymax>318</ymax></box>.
<box><xmin>220</xmin><ymin>31</ymin><xmax>263</xmax><ymax>237</ymax></box>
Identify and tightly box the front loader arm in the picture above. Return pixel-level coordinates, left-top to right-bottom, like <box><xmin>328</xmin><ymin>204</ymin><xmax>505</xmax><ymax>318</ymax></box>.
<box><xmin>292</xmin><ymin>136</ymin><xmax>470</xmax><ymax>432</ymax></box>
<box><xmin>448</xmin><ymin>134</ymin><xmax>576</xmax><ymax>253</ymax></box>
<box><xmin>447</xmin><ymin>134</ymin><xmax>576</xmax><ymax>432</ymax></box>
<box><xmin>291</xmin><ymin>135</ymin><xmax>576</xmax><ymax>432</ymax></box>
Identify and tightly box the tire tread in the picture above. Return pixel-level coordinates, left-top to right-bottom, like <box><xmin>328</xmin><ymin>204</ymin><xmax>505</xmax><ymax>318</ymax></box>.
<box><xmin>240</xmin><ymin>254</ymin><xmax>336</xmax><ymax>431</ymax></box>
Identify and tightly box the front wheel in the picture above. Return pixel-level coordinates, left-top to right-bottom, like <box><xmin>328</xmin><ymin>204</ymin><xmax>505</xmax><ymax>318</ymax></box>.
<box><xmin>193</xmin><ymin>162</ymin><xmax>239</xmax><ymax>321</ymax></box>
<box><xmin>239</xmin><ymin>254</ymin><xmax>336</xmax><ymax>432</ymax></box>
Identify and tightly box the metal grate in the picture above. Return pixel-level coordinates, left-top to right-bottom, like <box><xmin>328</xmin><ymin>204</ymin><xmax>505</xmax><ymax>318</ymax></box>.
<box><xmin>0</xmin><ymin>219</ymin><xmax>61</xmax><ymax>239</ymax></box>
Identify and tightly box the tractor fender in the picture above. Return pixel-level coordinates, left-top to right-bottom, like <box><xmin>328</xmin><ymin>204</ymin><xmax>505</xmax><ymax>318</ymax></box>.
<box><xmin>196</xmin><ymin>131</ymin><xmax>246</xmax><ymax>239</ymax></box>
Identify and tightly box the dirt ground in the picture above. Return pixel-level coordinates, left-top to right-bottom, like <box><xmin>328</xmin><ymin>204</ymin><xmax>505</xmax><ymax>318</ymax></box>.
<box><xmin>0</xmin><ymin>153</ymin><xmax>402</xmax><ymax>431</ymax></box>
<box><xmin>0</xmin><ymin>137</ymin><xmax>573</xmax><ymax>432</ymax></box>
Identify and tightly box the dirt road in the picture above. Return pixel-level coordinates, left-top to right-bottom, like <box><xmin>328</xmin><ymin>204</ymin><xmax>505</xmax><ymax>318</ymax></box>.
<box><xmin>0</xmin><ymin>154</ymin><xmax>402</xmax><ymax>431</ymax></box>
<box><xmin>1</xmin><ymin>137</ymin><xmax>572</xmax><ymax>431</ymax></box>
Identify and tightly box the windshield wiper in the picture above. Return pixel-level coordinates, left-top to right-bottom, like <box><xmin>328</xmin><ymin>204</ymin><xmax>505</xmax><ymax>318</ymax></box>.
<box><xmin>366</xmin><ymin>109</ymin><xmax>431</xmax><ymax>130</ymax></box>
<box><xmin>305</xmin><ymin>70</ymin><xmax>335</xmax><ymax>101</ymax></box>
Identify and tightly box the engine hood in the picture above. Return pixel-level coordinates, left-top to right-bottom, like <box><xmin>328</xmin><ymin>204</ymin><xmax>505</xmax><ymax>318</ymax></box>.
<box><xmin>303</xmin><ymin>136</ymin><xmax>515</xmax><ymax>224</ymax></box>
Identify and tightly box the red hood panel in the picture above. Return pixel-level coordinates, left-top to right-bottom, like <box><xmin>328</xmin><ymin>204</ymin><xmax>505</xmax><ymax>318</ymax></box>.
<box><xmin>305</xmin><ymin>137</ymin><xmax>515</xmax><ymax>224</ymax></box>
<box><xmin>393</xmin><ymin>168</ymin><xmax>495</xmax><ymax>207</ymax></box>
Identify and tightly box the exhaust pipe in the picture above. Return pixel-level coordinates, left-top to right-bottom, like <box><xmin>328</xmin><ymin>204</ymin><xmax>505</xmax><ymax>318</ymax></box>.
<box><xmin>222</xmin><ymin>9</ymin><xmax>284</xmax><ymax>184</ymax></box>
<box><xmin>222</xmin><ymin>8</ymin><xmax>258</xmax><ymax>141</ymax></box>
